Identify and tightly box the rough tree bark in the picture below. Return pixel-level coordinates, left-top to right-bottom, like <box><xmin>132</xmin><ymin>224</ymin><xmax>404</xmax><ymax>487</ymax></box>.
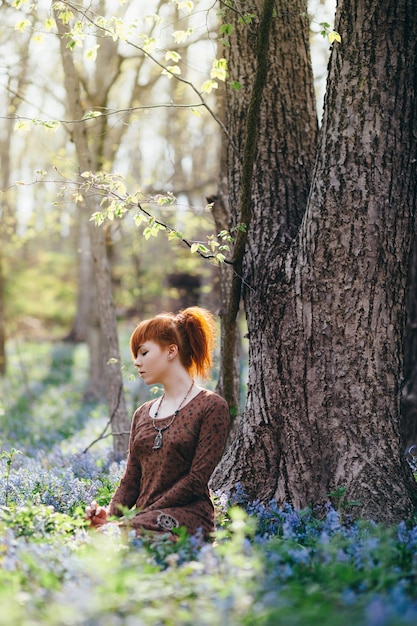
<box><xmin>214</xmin><ymin>0</ymin><xmax>318</xmax><ymax>423</ymax></box>
<box><xmin>211</xmin><ymin>0</ymin><xmax>318</xmax><ymax>483</ymax></box>
<box><xmin>213</xmin><ymin>0</ymin><xmax>417</xmax><ymax>523</ymax></box>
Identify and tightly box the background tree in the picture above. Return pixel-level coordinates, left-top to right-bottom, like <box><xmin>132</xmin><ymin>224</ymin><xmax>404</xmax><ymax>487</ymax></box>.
<box><xmin>53</xmin><ymin>0</ymin><xmax>150</xmax><ymax>453</ymax></box>
<box><xmin>35</xmin><ymin>0</ymin><xmax>221</xmax><ymax>452</ymax></box>
<box><xmin>212</xmin><ymin>0</ymin><xmax>417</xmax><ymax>523</ymax></box>
<box><xmin>0</xmin><ymin>2</ymin><xmax>33</xmax><ymax>375</ymax></box>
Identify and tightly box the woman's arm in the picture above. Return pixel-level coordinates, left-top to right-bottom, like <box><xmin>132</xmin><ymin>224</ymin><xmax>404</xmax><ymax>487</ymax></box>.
<box><xmin>108</xmin><ymin>411</ymin><xmax>143</xmax><ymax>517</ymax></box>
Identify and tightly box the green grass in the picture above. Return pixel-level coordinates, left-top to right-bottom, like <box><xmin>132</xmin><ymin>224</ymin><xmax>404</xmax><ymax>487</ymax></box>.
<box><xmin>5</xmin><ymin>250</ymin><xmax>77</xmax><ymax>335</ymax></box>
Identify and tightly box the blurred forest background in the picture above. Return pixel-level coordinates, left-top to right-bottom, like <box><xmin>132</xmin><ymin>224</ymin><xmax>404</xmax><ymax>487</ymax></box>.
<box><xmin>0</xmin><ymin>0</ymin><xmax>333</xmax><ymax>364</ymax></box>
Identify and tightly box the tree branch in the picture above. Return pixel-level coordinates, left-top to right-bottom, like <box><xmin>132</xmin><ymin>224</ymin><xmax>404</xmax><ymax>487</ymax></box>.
<box><xmin>82</xmin><ymin>383</ymin><xmax>125</xmax><ymax>454</ymax></box>
<box><xmin>56</xmin><ymin>0</ymin><xmax>240</xmax><ymax>157</ymax></box>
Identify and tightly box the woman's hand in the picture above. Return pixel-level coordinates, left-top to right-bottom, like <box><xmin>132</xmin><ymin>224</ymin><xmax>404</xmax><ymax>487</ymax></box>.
<box><xmin>85</xmin><ymin>500</ymin><xmax>108</xmax><ymax>528</ymax></box>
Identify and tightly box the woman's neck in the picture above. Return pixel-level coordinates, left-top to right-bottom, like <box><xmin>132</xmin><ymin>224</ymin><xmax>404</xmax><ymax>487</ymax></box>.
<box><xmin>162</xmin><ymin>373</ymin><xmax>194</xmax><ymax>402</ymax></box>
<box><xmin>151</xmin><ymin>375</ymin><xmax>197</xmax><ymax>420</ymax></box>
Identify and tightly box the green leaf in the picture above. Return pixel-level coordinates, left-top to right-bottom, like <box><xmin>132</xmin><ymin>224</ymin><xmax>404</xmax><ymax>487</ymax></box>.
<box><xmin>228</xmin><ymin>80</ymin><xmax>242</xmax><ymax>91</ymax></box>
<box><xmin>328</xmin><ymin>30</ymin><xmax>341</xmax><ymax>43</ymax></box>
<box><xmin>168</xmin><ymin>230</ymin><xmax>183</xmax><ymax>240</ymax></box>
<box><xmin>210</xmin><ymin>57</ymin><xmax>228</xmax><ymax>81</ymax></box>
<box><xmin>85</xmin><ymin>45</ymin><xmax>100</xmax><ymax>61</ymax></box>
<box><xmin>239</xmin><ymin>13</ymin><xmax>256</xmax><ymax>25</ymax></box>
<box><xmin>161</xmin><ymin>65</ymin><xmax>181</xmax><ymax>78</ymax></box>
<box><xmin>165</xmin><ymin>50</ymin><xmax>182</xmax><ymax>62</ymax></box>
<box><xmin>14</xmin><ymin>19</ymin><xmax>31</xmax><ymax>32</ymax></box>
<box><xmin>141</xmin><ymin>36</ymin><xmax>157</xmax><ymax>53</ymax></box>
<box><xmin>155</xmin><ymin>193</ymin><xmax>175</xmax><ymax>205</ymax></box>
<box><xmin>14</xmin><ymin>120</ymin><xmax>31</xmax><ymax>133</ymax></box>
<box><xmin>201</xmin><ymin>79</ymin><xmax>218</xmax><ymax>94</ymax></box>
<box><xmin>90</xmin><ymin>212</ymin><xmax>106</xmax><ymax>226</ymax></box>
<box><xmin>172</xmin><ymin>28</ymin><xmax>193</xmax><ymax>44</ymax></box>
<box><xmin>44</xmin><ymin>17</ymin><xmax>56</xmax><ymax>31</ymax></box>
<box><xmin>82</xmin><ymin>110</ymin><xmax>103</xmax><ymax>120</ymax></box>
<box><xmin>39</xmin><ymin>120</ymin><xmax>61</xmax><ymax>131</ymax></box>
<box><xmin>134</xmin><ymin>213</ymin><xmax>147</xmax><ymax>226</ymax></box>
<box><xmin>177</xmin><ymin>0</ymin><xmax>194</xmax><ymax>11</ymax></box>
<box><xmin>220</xmin><ymin>23</ymin><xmax>234</xmax><ymax>36</ymax></box>
<box><xmin>56</xmin><ymin>9</ymin><xmax>74</xmax><ymax>25</ymax></box>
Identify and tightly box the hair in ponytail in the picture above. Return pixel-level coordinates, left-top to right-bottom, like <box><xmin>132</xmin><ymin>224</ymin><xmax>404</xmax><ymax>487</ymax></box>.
<box><xmin>130</xmin><ymin>306</ymin><xmax>216</xmax><ymax>379</ymax></box>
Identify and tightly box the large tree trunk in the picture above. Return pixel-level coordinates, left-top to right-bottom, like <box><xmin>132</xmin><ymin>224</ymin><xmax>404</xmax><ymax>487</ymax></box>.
<box><xmin>215</xmin><ymin>0</ymin><xmax>318</xmax><ymax>423</ymax></box>
<box><xmin>213</xmin><ymin>0</ymin><xmax>417</xmax><ymax>523</ymax></box>
<box><xmin>212</xmin><ymin>0</ymin><xmax>318</xmax><ymax>485</ymax></box>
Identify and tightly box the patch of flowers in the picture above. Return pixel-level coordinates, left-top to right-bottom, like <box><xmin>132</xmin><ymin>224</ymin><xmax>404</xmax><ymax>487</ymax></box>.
<box><xmin>1</xmin><ymin>341</ymin><xmax>417</xmax><ymax>625</ymax></box>
<box><xmin>1</xmin><ymin>448</ymin><xmax>417</xmax><ymax>625</ymax></box>
<box><xmin>0</xmin><ymin>450</ymin><xmax>124</xmax><ymax>514</ymax></box>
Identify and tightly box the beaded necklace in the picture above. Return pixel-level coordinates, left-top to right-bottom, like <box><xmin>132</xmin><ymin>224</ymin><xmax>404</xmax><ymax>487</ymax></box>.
<box><xmin>151</xmin><ymin>381</ymin><xmax>194</xmax><ymax>450</ymax></box>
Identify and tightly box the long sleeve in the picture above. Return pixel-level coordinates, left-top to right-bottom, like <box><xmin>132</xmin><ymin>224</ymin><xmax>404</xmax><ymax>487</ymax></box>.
<box><xmin>108</xmin><ymin>410</ymin><xmax>142</xmax><ymax>517</ymax></box>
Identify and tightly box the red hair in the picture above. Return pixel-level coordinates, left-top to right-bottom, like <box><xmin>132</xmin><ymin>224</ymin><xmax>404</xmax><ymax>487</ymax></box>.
<box><xmin>130</xmin><ymin>307</ymin><xmax>216</xmax><ymax>379</ymax></box>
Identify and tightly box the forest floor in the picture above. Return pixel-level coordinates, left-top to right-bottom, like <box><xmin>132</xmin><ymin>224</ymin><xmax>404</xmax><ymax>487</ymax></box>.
<box><xmin>0</xmin><ymin>339</ymin><xmax>416</xmax><ymax>626</ymax></box>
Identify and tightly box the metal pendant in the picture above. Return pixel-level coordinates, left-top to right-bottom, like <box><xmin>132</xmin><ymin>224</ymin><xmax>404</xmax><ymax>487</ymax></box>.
<box><xmin>153</xmin><ymin>430</ymin><xmax>163</xmax><ymax>450</ymax></box>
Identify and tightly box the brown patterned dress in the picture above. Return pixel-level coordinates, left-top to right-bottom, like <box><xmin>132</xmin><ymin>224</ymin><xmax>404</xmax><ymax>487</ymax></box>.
<box><xmin>108</xmin><ymin>389</ymin><xmax>230</xmax><ymax>538</ymax></box>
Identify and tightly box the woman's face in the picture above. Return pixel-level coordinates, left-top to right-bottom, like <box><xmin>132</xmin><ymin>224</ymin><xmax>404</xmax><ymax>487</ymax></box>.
<box><xmin>133</xmin><ymin>340</ymin><xmax>171</xmax><ymax>385</ymax></box>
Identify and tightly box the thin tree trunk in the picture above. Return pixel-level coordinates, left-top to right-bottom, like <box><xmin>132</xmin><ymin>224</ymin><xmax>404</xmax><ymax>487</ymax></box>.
<box><xmin>55</xmin><ymin>10</ymin><xmax>130</xmax><ymax>456</ymax></box>
<box><xmin>211</xmin><ymin>192</ymin><xmax>242</xmax><ymax>430</ymax></box>
<box><xmin>65</xmin><ymin>217</ymin><xmax>92</xmax><ymax>344</ymax></box>
<box><xmin>0</xmin><ymin>251</ymin><xmax>5</xmax><ymax>375</ymax></box>
<box><xmin>0</xmin><ymin>21</ymin><xmax>31</xmax><ymax>375</ymax></box>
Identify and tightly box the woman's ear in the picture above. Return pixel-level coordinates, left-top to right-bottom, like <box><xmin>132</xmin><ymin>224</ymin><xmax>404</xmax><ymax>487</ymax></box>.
<box><xmin>167</xmin><ymin>344</ymin><xmax>178</xmax><ymax>360</ymax></box>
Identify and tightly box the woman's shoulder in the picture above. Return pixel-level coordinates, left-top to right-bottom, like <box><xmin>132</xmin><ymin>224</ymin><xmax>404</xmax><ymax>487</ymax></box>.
<box><xmin>194</xmin><ymin>388</ymin><xmax>229</xmax><ymax>411</ymax></box>
<box><xmin>132</xmin><ymin>399</ymin><xmax>155</xmax><ymax>420</ymax></box>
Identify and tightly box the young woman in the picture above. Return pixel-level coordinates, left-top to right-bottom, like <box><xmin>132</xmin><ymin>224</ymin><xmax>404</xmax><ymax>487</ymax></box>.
<box><xmin>86</xmin><ymin>306</ymin><xmax>230</xmax><ymax>539</ymax></box>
